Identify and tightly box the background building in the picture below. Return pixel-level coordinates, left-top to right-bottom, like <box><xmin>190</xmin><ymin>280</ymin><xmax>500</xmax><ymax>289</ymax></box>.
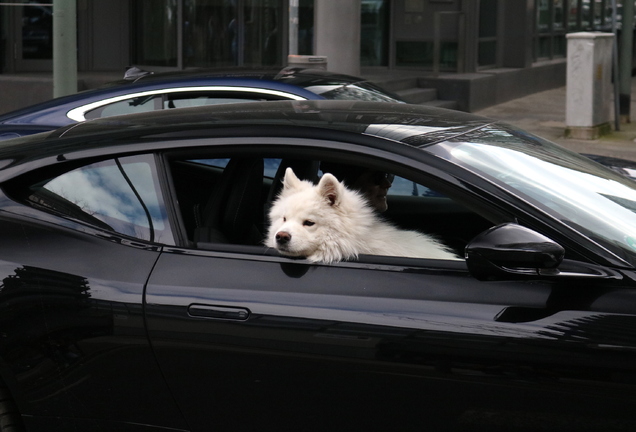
<box><xmin>0</xmin><ymin>0</ymin><xmax>633</xmax><ymax>112</ymax></box>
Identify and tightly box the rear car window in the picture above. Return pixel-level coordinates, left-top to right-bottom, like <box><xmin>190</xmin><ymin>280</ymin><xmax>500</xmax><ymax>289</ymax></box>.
<box><xmin>16</xmin><ymin>154</ymin><xmax>173</xmax><ymax>244</ymax></box>
<box><xmin>85</xmin><ymin>95</ymin><xmax>161</xmax><ymax>119</ymax></box>
<box><xmin>84</xmin><ymin>91</ymin><xmax>292</xmax><ymax>120</ymax></box>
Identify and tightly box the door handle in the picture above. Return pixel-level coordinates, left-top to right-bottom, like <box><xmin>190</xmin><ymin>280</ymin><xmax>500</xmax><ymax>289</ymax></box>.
<box><xmin>188</xmin><ymin>304</ymin><xmax>250</xmax><ymax>321</ymax></box>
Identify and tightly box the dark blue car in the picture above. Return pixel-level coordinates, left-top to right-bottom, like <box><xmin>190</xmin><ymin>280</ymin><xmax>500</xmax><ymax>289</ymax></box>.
<box><xmin>0</xmin><ymin>67</ymin><xmax>403</xmax><ymax>140</ymax></box>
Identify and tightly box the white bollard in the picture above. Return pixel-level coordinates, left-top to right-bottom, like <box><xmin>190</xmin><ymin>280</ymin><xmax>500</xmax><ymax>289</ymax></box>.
<box><xmin>565</xmin><ymin>32</ymin><xmax>614</xmax><ymax>139</ymax></box>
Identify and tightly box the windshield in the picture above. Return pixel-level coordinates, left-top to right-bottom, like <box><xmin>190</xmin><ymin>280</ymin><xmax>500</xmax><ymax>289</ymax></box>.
<box><xmin>304</xmin><ymin>81</ymin><xmax>403</xmax><ymax>103</ymax></box>
<box><xmin>426</xmin><ymin>123</ymin><xmax>636</xmax><ymax>266</ymax></box>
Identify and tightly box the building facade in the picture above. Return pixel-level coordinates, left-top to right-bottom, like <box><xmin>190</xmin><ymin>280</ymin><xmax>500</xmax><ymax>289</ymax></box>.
<box><xmin>0</xmin><ymin>0</ymin><xmax>632</xmax><ymax>111</ymax></box>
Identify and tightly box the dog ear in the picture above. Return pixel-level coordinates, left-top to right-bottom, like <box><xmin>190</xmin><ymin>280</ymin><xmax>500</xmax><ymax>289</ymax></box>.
<box><xmin>283</xmin><ymin>167</ymin><xmax>303</xmax><ymax>190</ymax></box>
<box><xmin>317</xmin><ymin>173</ymin><xmax>341</xmax><ymax>206</ymax></box>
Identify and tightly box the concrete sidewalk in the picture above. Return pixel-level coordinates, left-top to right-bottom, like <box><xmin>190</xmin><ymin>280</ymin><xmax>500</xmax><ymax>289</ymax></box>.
<box><xmin>475</xmin><ymin>80</ymin><xmax>636</xmax><ymax>162</ymax></box>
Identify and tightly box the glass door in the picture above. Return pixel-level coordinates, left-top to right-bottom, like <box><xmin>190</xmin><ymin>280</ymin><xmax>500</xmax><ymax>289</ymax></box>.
<box><xmin>361</xmin><ymin>0</ymin><xmax>389</xmax><ymax>66</ymax></box>
<box><xmin>12</xmin><ymin>2</ymin><xmax>53</xmax><ymax>71</ymax></box>
<box><xmin>183</xmin><ymin>0</ymin><xmax>238</xmax><ymax>68</ymax></box>
<box><xmin>242</xmin><ymin>0</ymin><xmax>282</xmax><ymax>66</ymax></box>
<box><xmin>135</xmin><ymin>0</ymin><xmax>284</xmax><ymax>69</ymax></box>
<box><xmin>134</xmin><ymin>0</ymin><xmax>179</xmax><ymax>67</ymax></box>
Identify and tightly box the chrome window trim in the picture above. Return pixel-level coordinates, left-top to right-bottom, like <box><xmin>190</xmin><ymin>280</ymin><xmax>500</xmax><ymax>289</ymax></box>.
<box><xmin>66</xmin><ymin>86</ymin><xmax>308</xmax><ymax>122</ymax></box>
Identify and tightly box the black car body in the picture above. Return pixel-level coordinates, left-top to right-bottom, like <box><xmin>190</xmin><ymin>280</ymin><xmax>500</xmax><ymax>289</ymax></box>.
<box><xmin>1</xmin><ymin>101</ymin><xmax>636</xmax><ymax>431</ymax></box>
<box><xmin>0</xmin><ymin>67</ymin><xmax>402</xmax><ymax>141</ymax></box>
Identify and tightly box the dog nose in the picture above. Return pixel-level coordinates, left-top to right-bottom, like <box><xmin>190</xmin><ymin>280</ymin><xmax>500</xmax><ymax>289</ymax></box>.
<box><xmin>275</xmin><ymin>231</ymin><xmax>291</xmax><ymax>245</ymax></box>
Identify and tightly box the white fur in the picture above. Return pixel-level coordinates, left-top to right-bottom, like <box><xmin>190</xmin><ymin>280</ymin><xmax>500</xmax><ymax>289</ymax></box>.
<box><xmin>266</xmin><ymin>168</ymin><xmax>460</xmax><ymax>263</ymax></box>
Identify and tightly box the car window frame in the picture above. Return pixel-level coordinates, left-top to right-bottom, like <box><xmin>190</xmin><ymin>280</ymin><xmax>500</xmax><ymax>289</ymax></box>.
<box><xmin>4</xmin><ymin>153</ymin><xmax>176</xmax><ymax>246</ymax></box>
<box><xmin>157</xmin><ymin>137</ymin><xmax>510</xmax><ymax>271</ymax></box>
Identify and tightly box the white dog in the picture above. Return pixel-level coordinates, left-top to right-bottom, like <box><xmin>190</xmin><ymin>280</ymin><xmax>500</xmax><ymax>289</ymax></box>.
<box><xmin>266</xmin><ymin>168</ymin><xmax>460</xmax><ymax>263</ymax></box>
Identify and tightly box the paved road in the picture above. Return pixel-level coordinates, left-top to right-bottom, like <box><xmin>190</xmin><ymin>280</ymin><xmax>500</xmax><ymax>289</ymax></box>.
<box><xmin>476</xmin><ymin>81</ymin><xmax>636</xmax><ymax>162</ymax></box>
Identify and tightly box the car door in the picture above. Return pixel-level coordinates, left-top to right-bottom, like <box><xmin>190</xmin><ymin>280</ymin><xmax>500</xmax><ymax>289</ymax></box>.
<box><xmin>144</xmin><ymin>143</ymin><xmax>636</xmax><ymax>431</ymax></box>
<box><xmin>145</xmin><ymin>247</ymin><xmax>636</xmax><ymax>431</ymax></box>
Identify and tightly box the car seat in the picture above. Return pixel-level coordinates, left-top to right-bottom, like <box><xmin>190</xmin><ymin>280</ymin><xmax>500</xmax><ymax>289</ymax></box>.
<box><xmin>194</xmin><ymin>157</ymin><xmax>264</xmax><ymax>246</ymax></box>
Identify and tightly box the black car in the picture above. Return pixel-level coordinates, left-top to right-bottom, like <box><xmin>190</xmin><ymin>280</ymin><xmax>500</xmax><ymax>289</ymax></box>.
<box><xmin>1</xmin><ymin>100</ymin><xmax>636</xmax><ymax>432</ymax></box>
<box><xmin>0</xmin><ymin>67</ymin><xmax>403</xmax><ymax>141</ymax></box>
<box><xmin>584</xmin><ymin>153</ymin><xmax>636</xmax><ymax>181</ymax></box>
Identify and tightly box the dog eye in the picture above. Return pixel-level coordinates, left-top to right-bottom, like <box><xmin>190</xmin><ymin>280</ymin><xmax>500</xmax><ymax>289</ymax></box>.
<box><xmin>283</xmin><ymin>217</ymin><xmax>286</xmax><ymax>222</ymax></box>
<box><xmin>303</xmin><ymin>220</ymin><xmax>315</xmax><ymax>227</ymax></box>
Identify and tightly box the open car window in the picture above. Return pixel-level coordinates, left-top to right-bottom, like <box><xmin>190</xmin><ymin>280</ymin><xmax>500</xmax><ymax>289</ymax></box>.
<box><xmin>167</xmin><ymin>151</ymin><xmax>491</xmax><ymax>262</ymax></box>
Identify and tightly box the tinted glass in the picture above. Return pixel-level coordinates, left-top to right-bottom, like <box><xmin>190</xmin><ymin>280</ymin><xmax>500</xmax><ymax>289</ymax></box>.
<box><xmin>537</xmin><ymin>0</ymin><xmax>551</xmax><ymax>33</ymax></box>
<box><xmin>243</xmin><ymin>0</ymin><xmax>283</xmax><ymax>66</ymax></box>
<box><xmin>164</xmin><ymin>96</ymin><xmax>261</xmax><ymax>108</ymax></box>
<box><xmin>85</xmin><ymin>95</ymin><xmax>161</xmax><ymax>120</ymax></box>
<box><xmin>554</xmin><ymin>0</ymin><xmax>565</xmax><ymax>30</ymax></box>
<box><xmin>84</xmin><ymin>91</ymin><xmax>292</xmax><ymax>120</ymax></box>
<box><xmin>569</xmin><ymin>0</ymin><xmax>579</xmax><ymax>30</ymax></box>
<box><xmin>21</xmin><ymin>5</ymin><xmax>52</xmax><ymax>60</ymax></box>
<box><xmin>427</xmin><ymin>124</ymin><xmax>636</xmax><ymax>265</ymax></box>
<box><xmin>134</xmin><ymin>0</ymin><xmax>178</xmax><ymax>67</ymax></box>
<box><xmin>478</xmin><ymin>40</ymin><xmax>497</xmax><ymax>67</ymax></box>
<box><xmin>361</xmin><ymin>0</ymin><xmax>389</xmax><ymax>66</ymax></box>
<box><xmin>479</xmin><ymin>0</ymin><xmax>497</xmax><ymax>38</ymax></box>
<box><xmin>25</xmin><ymin>155</ymin><xmax>173</xmax><ymax>244</ymax></box>
<box><xmin>183</xmin><ymin>0</ymin><xmax>238</xmax><ymax>67</ymax></box>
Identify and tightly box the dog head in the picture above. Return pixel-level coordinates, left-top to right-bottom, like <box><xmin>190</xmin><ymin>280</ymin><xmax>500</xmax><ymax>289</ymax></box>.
<box><xmin>266</xmin><ymin>167</ymin><xmax>360</xmax><ymax>262</ymax></box>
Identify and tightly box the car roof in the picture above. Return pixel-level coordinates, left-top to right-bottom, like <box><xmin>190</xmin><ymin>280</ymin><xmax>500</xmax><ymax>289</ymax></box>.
<box><xmin>56</xmin><ymin>99</ymin><xmax>492</xmax><ymax>142</ymax></box>
<box><xmin>0</xmin><ymin>100</ymin><xmax>494</xmax><ymax>179</ymax></box>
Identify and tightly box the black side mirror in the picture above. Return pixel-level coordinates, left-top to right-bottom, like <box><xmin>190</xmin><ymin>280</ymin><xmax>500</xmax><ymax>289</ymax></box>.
<box><xmin>465</xmin><ymin>223</ymin><xmax>565</xmax><ymax>281</ymax></box>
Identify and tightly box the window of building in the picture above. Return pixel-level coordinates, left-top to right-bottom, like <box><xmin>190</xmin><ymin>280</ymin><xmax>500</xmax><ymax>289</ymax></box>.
<box><xmin>478</xmin><ymin>0</ymin><xmax>499</xmax><ymax>68</ymax></box>
<box><xmin>535</xmin><ymin>0</ymin><xmax>629</xmax><ymax>61</ymax></box>
<box><xmin>134</xmin><ymin>0</ymin><xmax>178</xmax><ymax>67</ymax></box>
<box><xmin>536</xmin><ymin>0</ymin><xmax>567</xmax><ymax>59</ymax></box>
<box><xmin>297</xmin><ymin>0</ymin><xmax>314</xmax><ymax>55</ymax></box>
<box><xmin>134</xmin><ymin>0</ymin><xmax>284</xmax><ymax>69</ymax></box>
<box><xmin>361</xmin><ymin>0</ymin><xmax>390</xmax><ymax>67</ymax></box>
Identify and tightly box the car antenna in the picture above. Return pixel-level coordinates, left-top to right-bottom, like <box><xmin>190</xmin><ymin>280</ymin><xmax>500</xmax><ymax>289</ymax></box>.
<box><xmin>124</xmin><ymin>66</ymin><xmax>153</xmax><ymax>82</ymax></box>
